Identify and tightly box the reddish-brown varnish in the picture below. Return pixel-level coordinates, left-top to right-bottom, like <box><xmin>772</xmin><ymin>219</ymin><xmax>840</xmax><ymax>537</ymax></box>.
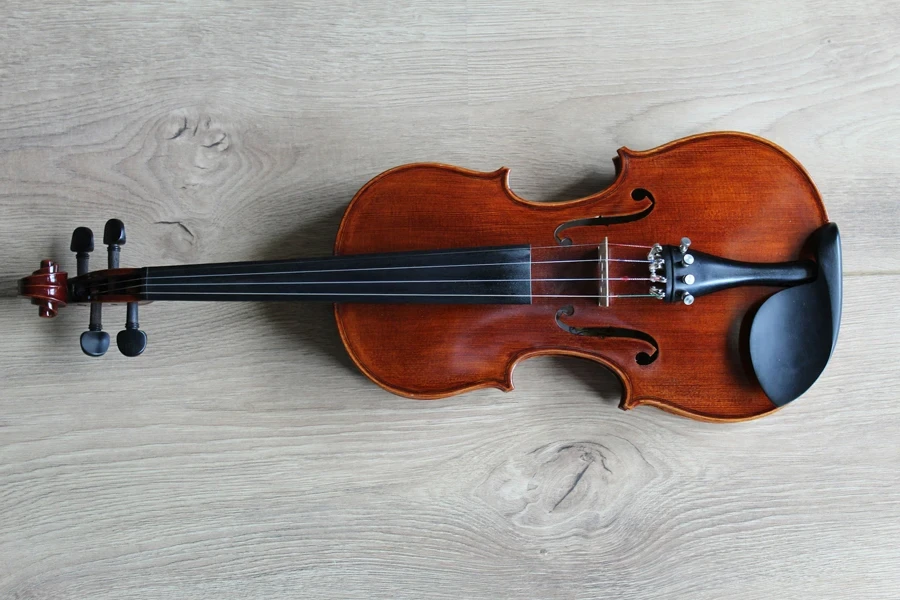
<box><xmin>334</xmin><ymin>132</ymin><xmax>827</xmax><ymax>422</ymax></box>
<box><xmin>18</xmin><ymin>260</ymin><xmax>68</xmax><ymax>318</ymax></box>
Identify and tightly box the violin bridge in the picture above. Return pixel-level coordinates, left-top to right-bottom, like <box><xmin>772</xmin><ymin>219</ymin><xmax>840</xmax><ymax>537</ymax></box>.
<box><xmin>598</xmin><ymin>237</ymin><xmax>610</xmax><ymax>307</ymax></box>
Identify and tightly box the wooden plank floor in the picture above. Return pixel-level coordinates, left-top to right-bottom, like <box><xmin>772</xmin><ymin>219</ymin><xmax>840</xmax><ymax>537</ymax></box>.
<box><xmin>1</xmin><ymin>1</ymin><xmax>898</xmax><ymax>598</ymax></box>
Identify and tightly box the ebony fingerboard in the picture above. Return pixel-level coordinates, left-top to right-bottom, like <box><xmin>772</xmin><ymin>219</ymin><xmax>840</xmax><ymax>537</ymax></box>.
<box><xmin>142</xmin><ymin>246</ymin><xmax>533</xmax><ymax>305</ymax></box>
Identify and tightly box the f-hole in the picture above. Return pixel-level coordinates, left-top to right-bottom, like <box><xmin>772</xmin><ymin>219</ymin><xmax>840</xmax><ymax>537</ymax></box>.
<box><xmin>555</xmin><ymin>305</ymin><xmax>659</xmax><ymax>365</ymax></box>
<box><xmin>554</xmin><ymin>188</ymin><xmax>656</xmax><ymax>245</ymax></box>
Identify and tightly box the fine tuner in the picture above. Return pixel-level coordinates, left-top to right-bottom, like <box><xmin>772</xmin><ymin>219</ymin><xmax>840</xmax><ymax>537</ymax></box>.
<box><xmin>17</xmin><ymin>132</ymin><xmax>843</xmax><ymax>423</ymax></box>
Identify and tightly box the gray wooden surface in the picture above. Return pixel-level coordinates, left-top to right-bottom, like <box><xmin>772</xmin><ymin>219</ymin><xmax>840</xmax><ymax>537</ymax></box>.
<box><xmin>1</xmin><ymin>1</ymin><xmax>898</xmax><ymax>598</ymax></box>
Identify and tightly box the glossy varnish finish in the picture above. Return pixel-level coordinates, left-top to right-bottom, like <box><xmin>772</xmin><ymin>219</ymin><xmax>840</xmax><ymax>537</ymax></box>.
<box><xmin>18</xmin><ymin>260</ymin><xmax>68</xmax><ymax>318</ymax></box>
<box><xmin>334</xmin><ymin>132</ymin><xmax>828</xmax><ymax>421</ymax></box>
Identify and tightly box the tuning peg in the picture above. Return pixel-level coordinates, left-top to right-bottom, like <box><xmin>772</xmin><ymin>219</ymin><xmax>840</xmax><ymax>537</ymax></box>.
<box><xmin>116</xmin><ymin>302</ymin><xmax>147</xmax><ymax>357</ymax></box>
<box><xmin>80</xmin><ymin>303</ymin><xmax>109</xmax><ymax>356</ymax></box>
<box><xmin>103</xmin><ymin>219</ymin><xmax>126</xmax><ymax>269</ymax></box>
<box><xmin>70</xmin><ymin>227</ymin><xmax>94</xmax><ymax>276</ymax></box>
<box><xmin>70</xmin><ymin>226</ymin><xmax>107</xmax><ymax>355</ymax></box>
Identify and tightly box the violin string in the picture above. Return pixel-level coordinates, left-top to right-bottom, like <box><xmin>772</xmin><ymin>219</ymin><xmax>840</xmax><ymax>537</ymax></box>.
<box><xmin>84</xmin><ymin>256</ymin><xmax>654</xmax><ymax>293</ymax></box>
<box><xmin>118</xmin><ymin>291</ymin><xmax>656</xmax><ymax>299</ymax></box>
<box><xmin>609</xmin><ymin>294</ymin><xmax>657</xmax><ymax>298</ymax></box>
<box><xmin>92</xmin><ymin>275</ymin><xmax>657</xmax><ymax>293</ymax></box>
<box><xmin>146</xmin><ymin>277</ymin><xmax>651</xmax><ymax>286</ymax></box>
<box><xmin>93</xmin><ymin>243</ymin><xmax>651</xmax><ymax>276</ymax></box>
<box><xmin>530</xmin><ymin>242</ymin><xmax>653</xmax><ymax>250</ymax></box>
<box><xmin>156</xmin><ymin>256</ymin><xmax>651</xmax><ymax>278</ymax></box>
<box><xmin>82</xmin><ymin>234</ymin><xmax>659</xmax><ymax>296</ymax></box>
<box><xmin>97</xmin><ymin>277</ymin><xmax>655</xmax><ymax>295</ymax></box>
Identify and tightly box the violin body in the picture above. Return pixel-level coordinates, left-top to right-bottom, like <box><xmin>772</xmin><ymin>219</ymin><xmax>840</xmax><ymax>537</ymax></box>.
<box><xmin>335</xmin><ymin>132</ymin><xmax>829</xmax><ymax>421</ymax></box>
<box><xmin>19</xmin><ymin>131</ymin><xmax>841</xmax><ymax>422</ymax></box>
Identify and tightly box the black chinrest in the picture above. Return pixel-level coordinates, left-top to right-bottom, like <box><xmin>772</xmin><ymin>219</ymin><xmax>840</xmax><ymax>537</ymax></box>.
<box><xmin>749</xmin><ymin>223</ymin><xmax>842</xmax><ymax>406</ymax></box>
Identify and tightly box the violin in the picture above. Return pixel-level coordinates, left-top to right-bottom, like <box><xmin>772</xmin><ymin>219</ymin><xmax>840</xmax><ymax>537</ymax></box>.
<box><xmin>18</xmin><ymin>132</ymin><xmax>842</xmax><ymax>422</ymax></box>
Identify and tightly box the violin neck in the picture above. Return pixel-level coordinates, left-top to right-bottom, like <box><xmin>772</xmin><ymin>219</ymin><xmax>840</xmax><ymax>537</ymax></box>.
<box><xmin>76</xmin><ymin>246</ymin><xmax>535</xmax><ymax>305</ymax></box>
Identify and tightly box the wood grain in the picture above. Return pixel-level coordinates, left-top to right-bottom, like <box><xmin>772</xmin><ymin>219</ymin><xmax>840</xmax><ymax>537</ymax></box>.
<box><xmin>1</xmin><ymin>1</ymin><xmax>898</xmax><ymax>598</ymax></box>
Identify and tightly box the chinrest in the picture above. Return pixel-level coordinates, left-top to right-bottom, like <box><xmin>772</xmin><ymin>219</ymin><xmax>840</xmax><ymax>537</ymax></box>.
<box><xmin>749</xmin><ymin>223</ymin><xmax>842</xmax><ymax>406</ymax></box>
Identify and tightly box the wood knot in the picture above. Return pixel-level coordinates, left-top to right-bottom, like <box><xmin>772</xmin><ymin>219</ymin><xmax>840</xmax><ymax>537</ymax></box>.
<box><xmin>153</xmin><ymin>220</ymin><xmax>198</xmax><ymax>261</ymax></box>
<box><xmin>476</xmin><ymin>438</ymin><xmax>653</xmax><ymax>535</ymax></box>
<box><xmin>157</xmin><ymin>111</ymin><xmax>237</xmax><ymax>203</ymax></box>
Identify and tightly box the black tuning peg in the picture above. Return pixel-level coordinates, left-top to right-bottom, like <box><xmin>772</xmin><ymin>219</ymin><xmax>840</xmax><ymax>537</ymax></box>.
<box><xmin>117</xmin><ymin>302</ymin><xmax>147</xmax><ymax>357</ymax></box>
<box><xmin>70</xmin><ymin>227</ymin><xmax>94</xmax><ymax>276</ymax></box>
<box><xmin>71</xmin><ymin>226</ymin><xmax>108</xmax><ymax>356</ymax></box>
<box><xmin>103</xmin><ymin>218</ymin><xmax>126</xmax><ymax>269</ymax></box>
<box><xmin>80</xmin><ymin>303</ymin><xmax>110</xmax><ymax>357</ymax></box>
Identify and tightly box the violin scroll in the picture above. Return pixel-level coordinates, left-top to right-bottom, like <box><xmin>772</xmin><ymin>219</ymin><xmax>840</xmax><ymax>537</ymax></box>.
<box><xmin>18</xmin><ymin>260</ymin><xmax>68</xmax><ymax>318</ymax></box>
<box><xmin>18</xmin><ymin>218</ymin><xmax>150</xmax><ymax>357</ymax></box>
